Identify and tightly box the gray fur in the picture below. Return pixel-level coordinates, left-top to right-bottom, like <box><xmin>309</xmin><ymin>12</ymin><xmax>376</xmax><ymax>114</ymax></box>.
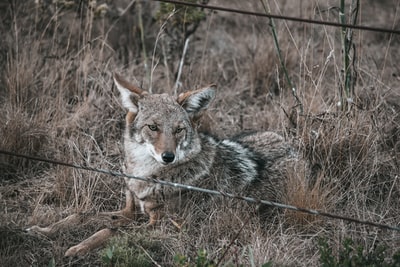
<box><xmin>114</xmin><ymin>73</ymin><xmax>297</xmax><ymax>223</ymax></box>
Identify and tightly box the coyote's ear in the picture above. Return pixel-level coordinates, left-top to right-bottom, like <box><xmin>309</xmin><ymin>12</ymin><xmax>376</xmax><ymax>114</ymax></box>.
<box><xmin>113</xmin><ymin>72</ymin><xmax>147</xmax><ymax>113</ymax></box>
<box><xmin>177</xmin><ymin>85</ymin><xmax>216</xmax><ymax>116</ymax></box>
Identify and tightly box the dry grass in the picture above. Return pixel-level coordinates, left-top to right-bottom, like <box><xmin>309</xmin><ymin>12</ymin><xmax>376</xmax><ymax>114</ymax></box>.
<box><xmin>1</xmin><ymin>0</ymin><xmax>400</xmax><ymax>266</ymax></box>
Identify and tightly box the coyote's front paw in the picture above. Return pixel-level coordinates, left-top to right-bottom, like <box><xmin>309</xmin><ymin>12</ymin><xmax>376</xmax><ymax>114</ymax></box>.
<box><xmin>147</xmin><ymin>209</ymin><xmax>163</xmax><ymax>227</ymax></box>
<box><xmin>64</xmin><ymin>228</ymin><xmax>115</xmax><ymax>257</ymax></box>
<box><xmin>26</xmin><ymin>225</ymin><xmax>52</xmax><ymax>235</ymax></box>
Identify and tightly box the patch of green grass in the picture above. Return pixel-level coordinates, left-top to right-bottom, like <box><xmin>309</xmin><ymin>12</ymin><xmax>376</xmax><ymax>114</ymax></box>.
<box><xmin>100</xmin><ymin>230</ymin><xmax>167</xmax><ymax>267</ymax></box>
<box><xmin>173</xmin><ymin>248</ymin><xmax>274</xmax><ymax>267</ymax></box>
<box><xmin>174</xmin><ymin>249</ymin><xmax>217</xmax><ymax>267</ymax></box>
<box><xmin>319</xmin><ymin>238</ymin><xmax>400</xmax><ymax>267</ymax></box>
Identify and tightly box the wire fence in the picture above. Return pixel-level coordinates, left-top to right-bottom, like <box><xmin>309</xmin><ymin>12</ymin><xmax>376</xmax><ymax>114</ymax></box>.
<box><xmin>153</xmin><ymin>0</ymin><xmax>400</xmax><ymax>35</ymax></box>
<box><xmin>1</xmin><ymin>149</ymin><xmax>399</xmax><ymax>232</ymax></box>
<box><xmin>1</xmin><ymin>0</ymin><xmax>399</xmax><ymax>236</ymax></box>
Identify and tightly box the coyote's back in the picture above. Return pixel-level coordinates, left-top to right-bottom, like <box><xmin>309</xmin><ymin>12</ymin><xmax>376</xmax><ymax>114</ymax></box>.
<box><xmin>114</xmin><ymin>73</ymin><xmax>297</xmax><ymax>224</ymax></box>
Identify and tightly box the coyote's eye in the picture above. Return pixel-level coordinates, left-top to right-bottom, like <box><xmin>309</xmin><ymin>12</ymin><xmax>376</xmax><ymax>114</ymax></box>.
<box><xmin>176</xmin><ymin>127</ymin><xmax>184</xmax><ymax>134</ymax></box>
<box><xmin>148</xmin><ymin>125</ymin><xmax>158</xmax><ymax>131</ymax></box>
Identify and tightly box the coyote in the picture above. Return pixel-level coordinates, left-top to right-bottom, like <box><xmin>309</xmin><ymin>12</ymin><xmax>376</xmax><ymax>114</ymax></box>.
<box><xmin>28</xmin><ymin>73</ymin><xmax>296</xmax><ymax>256</ymax></box>
<box><xmin>113</xmin><ymin>73</ymin><xmax>296</xmax><ymax>225</ymax></box>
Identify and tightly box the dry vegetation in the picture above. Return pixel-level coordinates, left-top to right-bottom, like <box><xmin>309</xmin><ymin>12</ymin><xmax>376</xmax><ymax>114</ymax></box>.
<box><xmin>1</xmin><ymin>0</ymin><xmax>400</xmax><ymax>266</ymax></box>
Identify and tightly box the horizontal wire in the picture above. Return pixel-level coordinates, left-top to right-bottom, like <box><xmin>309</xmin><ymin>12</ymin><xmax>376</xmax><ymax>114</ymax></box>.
<box><xmin>152</xmin><ymin>0</ymin><xmax>400</xmax><ymax>35</ymax></box>
<box><xmin>1</xmin><ymin>149</ymin><xmax>399</xmax><ymax>232</ymax></box>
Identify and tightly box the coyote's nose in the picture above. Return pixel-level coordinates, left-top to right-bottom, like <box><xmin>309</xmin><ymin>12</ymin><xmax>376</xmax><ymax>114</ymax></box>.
<box><xmin>161</xmin><ymin>151</ymin><xmax>175</xmax><ymax>163</ymax></box>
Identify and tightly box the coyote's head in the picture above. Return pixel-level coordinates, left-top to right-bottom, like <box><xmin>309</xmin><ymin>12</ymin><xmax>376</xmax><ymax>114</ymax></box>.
<box><xmin>114</xmin><ymin>73</ymin><xmax>216</xmax><ymax>166</ymax></box>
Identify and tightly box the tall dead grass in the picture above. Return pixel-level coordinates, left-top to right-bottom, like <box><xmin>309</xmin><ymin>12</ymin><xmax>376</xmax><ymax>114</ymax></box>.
<box><xmin>0</xmin><ymin>1</ymin><xmax>399</xmax><ymax>266</ymax></box>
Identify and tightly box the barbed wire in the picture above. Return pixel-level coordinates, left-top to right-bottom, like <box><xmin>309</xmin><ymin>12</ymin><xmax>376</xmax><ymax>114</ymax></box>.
<box><xmin>1</xmin><ymin>149</ymin><xmax>399</xmax><ymax>232</ymax></box>
<box><xmin>152</xmin><ymin>0</ymin><xmax>400</xmax><ymax>35</ymax></box>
